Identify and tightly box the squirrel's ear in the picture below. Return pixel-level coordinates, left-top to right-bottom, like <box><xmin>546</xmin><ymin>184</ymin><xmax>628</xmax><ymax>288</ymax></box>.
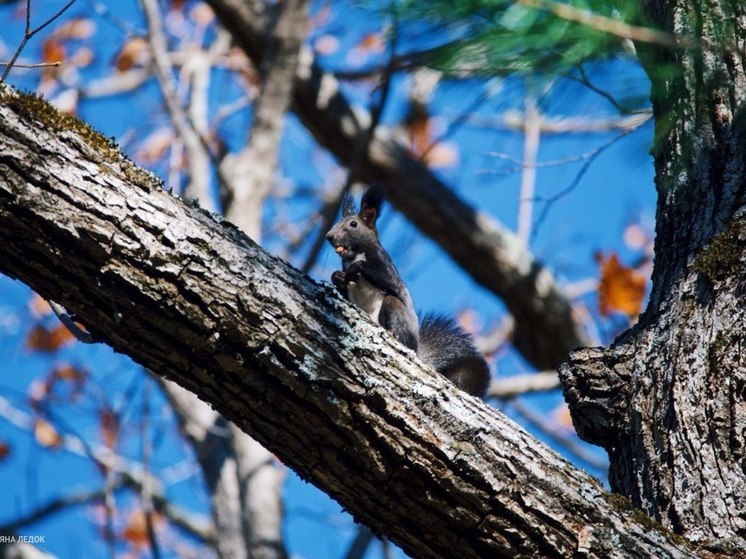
<box><xmin>359</xmin><ymin>185</ymin><xmax>385</xmax><ymax>229</ymax></box>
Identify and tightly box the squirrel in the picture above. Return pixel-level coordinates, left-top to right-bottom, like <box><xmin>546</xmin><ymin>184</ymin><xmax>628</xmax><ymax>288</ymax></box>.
<box><xmin>325</xmin><ymin>186</ymin><xmax>490</xmax><ymax>397</ymax></box>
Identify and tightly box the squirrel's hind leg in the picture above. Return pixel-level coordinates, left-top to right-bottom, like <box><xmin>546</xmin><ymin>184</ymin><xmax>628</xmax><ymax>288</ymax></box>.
<box><xmin>379</xmin><ymin>295</ymin><xmax>419</xmax><ymax>352</ymax></box>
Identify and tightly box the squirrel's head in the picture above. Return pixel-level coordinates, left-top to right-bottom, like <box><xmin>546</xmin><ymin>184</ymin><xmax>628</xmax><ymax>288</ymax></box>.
<box><xmin>326</xmin><ymin>186</ymin><xmax>384</xmax><ymax>261</ymax></box>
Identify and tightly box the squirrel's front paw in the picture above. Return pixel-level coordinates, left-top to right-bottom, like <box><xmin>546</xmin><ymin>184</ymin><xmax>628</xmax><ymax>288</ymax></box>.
<box><xmin>344</xmin><ymin>262</ymin><xmax>362</xmax><ymax>283</ymax></box>
<box><xmin>331</xmin><ymin>270</ymin><xmax>346</xmax><ymax>287</ymax></box>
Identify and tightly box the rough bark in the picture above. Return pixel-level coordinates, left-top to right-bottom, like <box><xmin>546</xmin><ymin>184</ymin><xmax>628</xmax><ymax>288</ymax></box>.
<box><xmin>205</xmin><ymin>0</ymin><xmax>587</xmax><ymax>371</ymax></box>
<box><xmin>560</xmin><ymin>0</ymin><xmax>746</xmax><ymax>552</ymax></box>
<box><xmin>0</xmin><ymin>89</ymin><xmax>705</xmax><ymax>558</ymax></box>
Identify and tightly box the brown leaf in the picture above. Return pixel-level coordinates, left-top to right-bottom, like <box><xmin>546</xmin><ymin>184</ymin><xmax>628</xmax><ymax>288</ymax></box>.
<box><xmin>54</xmin><ymin>364</ymin><xmax>86</xmax><ymax>381</ymax></box>
<box><xmin>405</xmin><ymin>101</ymin><xmax>432</xmax><ymax>158</ymax></box>
<box><xmin>28</xmin><ymin>324</ymin><xmax>75</xmax><ymax>352</ymax></box>
<box><xmin>26</xmin><ymin>324</ymin><xmax>75</xmax><ymax>353</ymax></box>
<box><xmin>597</xmin><ymin>253</ymin><xmax>646</xmax><ymax>317</ymax></box>
<box><xmin>34</xmin><ymin>418</ymin><xmax>62</xmax><ymax>448</ymax></box>
<box><xmin>42</xmin><ymin>38</ymin><xmax>65</xmax><ymax>64</ymax></box>
<box><xmin>122</xmin><ymin>510</ymin><xmax>149</xmax><ymax>548</ymax></box>
<box><xmin>122</xmin><ymin>510</ymin><xmax>163</xmax><ymax>548</ymax></box>
<box><xmin>358</xmin><ymin>32</ymin><xmax>384</xmax><ymax>53</ymax></box>
<box><xmin>100</xmin><ymin>409</ymin><xmax>120</xmax><ymax>450</ymax></box>
<box><xmin>0</xmin><ymin>441</ymin><xmax>10</xmax><ymax>461</ymax></box>
<box><xmin>115</xmin><ymin>37</ymin><xmax>149</xmax><ymax>72</ymax></box>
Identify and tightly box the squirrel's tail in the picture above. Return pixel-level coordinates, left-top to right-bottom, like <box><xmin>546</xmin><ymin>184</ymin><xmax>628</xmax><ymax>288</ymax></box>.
<box><xmin>418</xmin><ymin>314</ymin><xmax>490</xmax><ymax>397</ymax></box>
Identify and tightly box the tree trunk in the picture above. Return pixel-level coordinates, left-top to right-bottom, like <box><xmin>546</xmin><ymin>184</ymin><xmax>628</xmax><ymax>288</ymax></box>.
<box><xmin>560</xmin><ymin>0</ymin><xmax>746</xmax><ymax>552</ymax></box>
<box><xmin>0</xmin><ymin>88</ymin><xmax>704</xmax><ymax>558</ymax></box>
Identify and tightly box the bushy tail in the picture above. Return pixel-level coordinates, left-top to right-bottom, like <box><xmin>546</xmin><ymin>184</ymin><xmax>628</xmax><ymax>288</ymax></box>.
<box><xmin>418</xmin><ymin>314</ymin><xmax>490</xmax><ymax>397</ymax></box>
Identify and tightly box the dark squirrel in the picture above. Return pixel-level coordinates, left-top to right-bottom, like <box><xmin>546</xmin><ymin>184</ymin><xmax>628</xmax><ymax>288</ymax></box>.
<box><xmin>325</xmin><ymin>186</ymin><xmax>490</xmax><ymax>397</ymax></box>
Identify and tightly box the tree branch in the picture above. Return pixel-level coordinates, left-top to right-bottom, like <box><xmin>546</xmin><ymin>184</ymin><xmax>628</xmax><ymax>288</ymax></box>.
<box><xmin>140</xmin><ymin>0</ymin><xmax>214</xmax><ymax>210</ymax></box>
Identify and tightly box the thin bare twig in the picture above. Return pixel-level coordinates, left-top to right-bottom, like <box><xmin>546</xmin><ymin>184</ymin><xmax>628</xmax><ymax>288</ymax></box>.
<box><xmin>0</xmin><ymin>483</ymin><xmax>125</xmax><ymax>534</ymax></box>
<box><xmin>570</xmin><ymin>65</ymin><xmax>627</xmax><ymax>114</ymax></box>
<box><xmin>469</xmin><ymin>111</ymin><xmax>651</xmax><ymax>134</ymax></box>
<box><xmin>1</xmin><ymin>0</ymin><xmax>78</xmax><ymax>82</ymax></box>
<box><xmin>530</xmin><ymin>125</ymin><xmax>641</xmax><ymax>239</ymax></box>
<box><xmin>141</xmin><ymin>379</ymin><xmax>161</xmax><ymax>559</ymax></box>
<box><xmin>0</xmin><ymin>61</ymin><xmax>61</xmax><ymax>69</ymax></box>
<box><xmin>0</xmin><ymin>393</ymin><xmax>214</xmax><ymax>543</ymax></box>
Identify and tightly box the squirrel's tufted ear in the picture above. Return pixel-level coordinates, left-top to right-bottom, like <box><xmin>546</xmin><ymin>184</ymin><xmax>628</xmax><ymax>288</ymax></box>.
<box><xmin>359</xmin><ymin>185</ymin><xmax>385</xmax><ymax>230</ymax></box>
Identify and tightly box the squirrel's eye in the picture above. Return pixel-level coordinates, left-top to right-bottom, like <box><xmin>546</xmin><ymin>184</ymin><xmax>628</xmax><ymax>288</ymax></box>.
<box><xmin>350</xmin><ymin>220</ymin><xmax>358</xmax><ymax>228</ymax></box>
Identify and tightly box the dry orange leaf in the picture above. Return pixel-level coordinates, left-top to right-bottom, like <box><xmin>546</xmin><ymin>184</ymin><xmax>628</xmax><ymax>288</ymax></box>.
<box><xmin>598</xmin><ymin>253</ymin><xmax>646</xmax><ymax>317</ymax></box>
<box><xmin>405</xmin><ymin>100</ymin><xmax>430</xmax><ymax>154</ymax></box>
<box><xmin>26</xmin><ymin>324</ymin><xmax>75</xmax><ymax>353</ymax></box>
<box><xmin>53</xmin><ymin>364</ymin><xmax>86</xmax><ymax>381</ymax></box>
<box><xmin>34</xmin><ymin>418</ymin><xmax>63</xmax><ymax>448</ymax></box>
<box><xmin>100</xmin><ymin>409</ymin><xmax>120</xmax><ymax>450</ymax></box>
<box><xmin>122</xmin><ymin>510</ymin><xmax>163</xmax><ymax>548</ymax></box>
<box><xmin>0</xmin><ymin>441</ymin><xmax>10</xmax><ymax>461</ymax></box>
<box><xmin>407</xmin><ymin>115</ymin><xmax>431</xmax><ymax>157</ymax></box>
<box><xmin>358</xmin><ymin>32</ymin><xmax>384</xmax><ymax>53</ymax></box>
<box><xmin>42</xmin><ymin>38</ymin><xmax>65</xmax><ymax>64</ymax></box>
<box><xmin>122</xmin><ymin>510</ymin><xmax>149</xmax><ymax>548</ymax></box>
<box><xmin>115</xmin><ymin>37</ymin><xmax>149</xmax><ymax>72</ymax></box>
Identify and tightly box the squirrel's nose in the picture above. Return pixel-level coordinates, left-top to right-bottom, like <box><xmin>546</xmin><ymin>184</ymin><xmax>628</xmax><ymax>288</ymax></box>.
<box><xmin>325</xmin><ymin>231</ymin><xmax>333</xmax><ymax>241</ymax></box>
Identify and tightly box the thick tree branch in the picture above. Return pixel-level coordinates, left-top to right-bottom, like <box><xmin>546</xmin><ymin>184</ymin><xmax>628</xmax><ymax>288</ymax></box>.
<box><xmin>221</xmin><ymin>0</ymin><xmax>308</xmax><ymax>242</ymax></box>
<box><xmin>0</xmin><ymin>88</ymin><xmax>705</xmax><ymax>559</ymax></box>
<box><xmin>205</xmin><ymin>0</ymin><xmax>587</xmax><ymax>371</ymax></box>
